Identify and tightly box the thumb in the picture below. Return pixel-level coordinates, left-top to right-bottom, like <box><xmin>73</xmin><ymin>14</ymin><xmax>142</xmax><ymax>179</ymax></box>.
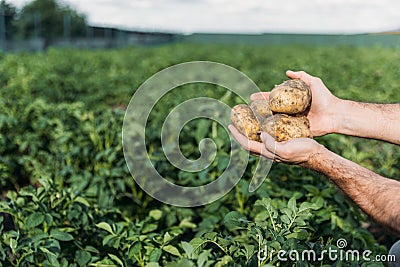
<box><xmin>286</xmin><ymin>70</ymin><xmax>300</xmax><ymax>79</ymax></box>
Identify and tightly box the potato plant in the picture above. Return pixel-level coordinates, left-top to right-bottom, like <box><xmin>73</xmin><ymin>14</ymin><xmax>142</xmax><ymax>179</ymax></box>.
<box><xmin>1</xmin><ymin>44</ymin><xmax>399</xmax><ymax>266</ymax></box>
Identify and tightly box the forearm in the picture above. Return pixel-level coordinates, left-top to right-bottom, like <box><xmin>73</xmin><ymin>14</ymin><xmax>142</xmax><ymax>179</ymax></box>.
<box><xmin>305</xmin><ymin>146</ymin><xmax>400</xmax><ymax>233</ymax></box>
<box><xmin>332</xmin><ymin>100</ymin><xmax>400</xmax><ymax>144</ymax></box>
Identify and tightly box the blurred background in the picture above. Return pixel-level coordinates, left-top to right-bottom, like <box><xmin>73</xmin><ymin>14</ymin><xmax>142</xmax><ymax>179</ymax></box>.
<box><xmin>2</xmin><ymin>0</ymin><xmax>400</xmax><ymax>52</ymax></box>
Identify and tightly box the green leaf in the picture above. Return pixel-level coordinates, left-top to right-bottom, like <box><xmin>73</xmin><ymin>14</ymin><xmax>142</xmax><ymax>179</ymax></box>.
<box><xmin>287</xmin><ymin>197</ymin><xmax>297</xmax><ymax>212</ymax></box>
<box><xmin>163</xmin><ymin>245</ymin><xmax>182</xmax><ymax>257</ymax></box>
<box><xmin>204</xmin><ymin>232</ymin><xmax>217</xmax><ymax>240</ymax></box>
<box><xmin>281</xmin><ymin>207</ymin><xmax>293</xmax><ymax>218</ymax></box>
<box><xmin>148</xmin><ymin>248</ymin><xmax>162</xmax><ymax>262</ymax></box>
<box><xmin>142</xmin><ymin>223</ymin><xmax>158</xmax><ymax>234</ymax></box>
<box><xmin>216</xmin><ymin>237</ymin><xmax>231</xmax><ymax>248</ymax></box>
<box><xmin>294</xmin><ymin>217</ymin><xmax>306</xmax><ymax>226</ymax></box>
<box><xmin>9</xmin><ymin>238</ymin><xmax>17</xmax><ymax>254</ymax></box>
<box><xmin>303</xmin><ymin>184</ymin><xmax>320</xmax><ymax>195</ymax></box>
<box><xmin>96</xmin><ymin>222</ymin><xmax>114</xmax><ymax>234</ymax></box>
<box><xmin>108</xmin><ymin>254</ymin><xmax>124</xmax><ymax>267</ymax></box>
<box><xmin>50</xmin><ymin>229</ymin><xmax>74</xmax><ymax>241</ymax></box>
<box><xmin>223</xmin><ymin>211</ymin><xmax>247</xmax><ymax>230</ymax></box>
<box><xmin>255</xmin><ymin>198</ymin><xmax>278</xmax><ymax>219</ymax></box>
<box><xmin>313</xmin><ymin>196</ymin><xmax>325</xmax><ymax>209</ymax></box>
<box><xmin>44</xmin><ymin>214</ymin><xmax>54</xmax><ymax>226</ymax></box>
<box><xmin>74</xmin><ymin>196</ymin><xmax>90</xmax><ymax>207</ymax></box>
<box><xmin>280</xmin><ymin>214</ymin><xmax>290</xmax><ymax>225</ymax></box>
<box><xmin>179</xmin><ymin>218</ymin><xmax>196</xmax><ymax>229</ymax></box>
<box><xmin>39</xmin><ymin>246</ymin><xmax>58</xmax><ymax>257</ymax></box>
<box><xmin>26</xmin><ymin>212</ymin><xmax>45</xmax><ymax>228</ymax></box>
<box><xmin>181</xmin><ymin>241</ymin><xmax>194</xmax><ymax>258</ymax></box>
<box><xmin>243</xmin><ymin>244</ymin><xmax>255</xmax><ymax>261</ymax></box>
<box><xmin>29</xmin><ymin>232</ymin><xmax>49</xmax><ymax>245</ymax></box>
<box><xmin>102</xmin><ymin>235</ymin><xmax>119</xmax><ymax>248</ymax></box>
<box><xmin>299</xmin><ymin>202</ymin><xmax>315</xmax><ymax>212</ymax></box>
<box><xmin>85</xmin><ymin>246</ymin><xmax>100</xmax><ymax>254</ymax></box>
<box><xmin>38</xmin><ymin>178</ymin><xmax>51</xmax><ymax>190</ymax></box>
<box><xmin>76</xmin><ymin>250</ymin><xmax>91</xmax><ymax>266</ymax></box>
<box><xmin>44</xmin><ymin>239</ymin><xmax>61</xmax><ymax>255</ymax></box>
<box><xmin>149</xmin><ymin>209</ymin><xmax>163</xmax><ymax>220</ymax></box>
<box><xmin>189</xmin><ymin>238</ymin><xmax>208</xmax><ymax>254</ymax></box>
<box><xmin>285</xmin><ymin>229</ymin><xmax>308</xmax><ymax>240</ymax></box>
<box><xmin>163</xmin><ymin>232</ymin><xmax>173</xmax><ymax>244</ymax></box>
<box><xmin>197</xmin><ymin>250</ymin><xmax>211</xmax><ymax>267</ymax></box>
<box><xmin>254</xmin><ymin>210</ymin><xmax>268</xmax><ymax>222</ymax></box>
<box><xmin>129</xmin><ymin>242</ymin><xmax>142</xmax><ymax>259</ymax></box>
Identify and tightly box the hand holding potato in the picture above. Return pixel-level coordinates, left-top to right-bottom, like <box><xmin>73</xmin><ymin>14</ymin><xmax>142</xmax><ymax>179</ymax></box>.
<box><xmin>228</xmin><ymin>125</ymin><xmax>323</xmax><ymax>166</ymax></box>
<box><xmin>231</xmin><ymin>70</ymin><xmax>400</xmax><ymax>235</ymax></box>
<box><xmin>251</xmin><ymin>70</ymin><xmax>340</xmax><ymax>137</ymax></box>
<box><xmin>231</xmin><ymin>72</ymin><xmax>314</xmax><ymax>143</ymax></box>
<box><xmin>229</xmin><ymin>69</ymin><xmax>334</xmax><ymax>165</ymax></box>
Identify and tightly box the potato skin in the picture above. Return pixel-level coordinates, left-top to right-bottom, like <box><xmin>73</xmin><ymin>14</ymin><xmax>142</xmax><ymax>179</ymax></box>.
<box><xmin>261</xmin><ymin>114</ymin><xmax>312</xmax><ymax>142</ymax></box>
<box><xmin>269</xmin><ymin>79</ymin><xmax>311</xmax><ymax>114</ymax></box>
<box><xmin>231</xmin><ymin>104</ymin><xmax>261</xmax><ymax>142</ymax></box>
<box><xmin>250</xmin><ymin>100</ymin><xmax>273</xmax><ymax>120</ymax></box>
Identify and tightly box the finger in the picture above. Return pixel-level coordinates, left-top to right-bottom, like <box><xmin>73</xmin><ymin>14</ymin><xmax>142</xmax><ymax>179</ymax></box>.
<box><xmin>248</xmin><ymin>140</ymin><xmax>275</xmax><ymax>159</ymax></box>
<box><xmin>250</xmin><ymin>92</ymin><xmax>270</xmax><ymax>101</ymax></box>
<box><xmin>228</xmin><ymin>124</ymin><xmax>244</xmax><ymax>143</ymax></box>
<box><xmin>228</xmin><ymin>125</ymin><xmax>251</xmax><ymax>150</ymax></box>
<box><xmin>260</xmin><ymin>132</ymin><xmax>279</xmax><ymax>157</ymax></box>
<box><xmin>228</xmin><ymin>125</ymin><xmax>275</xmax><ymax>159</ymax></box>
<box><xmin>286</xmin><ymin>70</ymin><xmax>312</xmax><ymax>86</ymax></box>
<box><xmin>286</xmin><ymin>70</ymin><xmax>301</xmax><ymax>79</ymax></box>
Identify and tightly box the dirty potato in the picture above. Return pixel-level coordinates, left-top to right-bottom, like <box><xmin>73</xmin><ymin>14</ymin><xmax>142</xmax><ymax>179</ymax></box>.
<box><xmin>269</xmin><ymin>79</ymin><xmax>311</xmax><ymax>114</ymax></box>
<box><xmin>250</xmin><ymin>99</ymin><xmax>273</xmax><ymax>121</ymax></box>
<box><xmin>261</xmin><ymin>114</ymin><xmax>312</xmax><ymax>142</ymax></box>
<box><xmin>231</xmin><ymin>104</ymin><xmax>261</xmax><ymax>142</ymax></box>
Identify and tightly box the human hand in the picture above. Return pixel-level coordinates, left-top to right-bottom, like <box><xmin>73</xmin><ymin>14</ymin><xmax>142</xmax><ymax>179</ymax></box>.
<box><xmin>251</xmin><ymin>70</ymin><xmax>340</xmax><ymax>136</ymax></box>
<box><xmin>228</xmin><ymin>124</ymin><xmax>324</xmax><ymax>166</ymax></box>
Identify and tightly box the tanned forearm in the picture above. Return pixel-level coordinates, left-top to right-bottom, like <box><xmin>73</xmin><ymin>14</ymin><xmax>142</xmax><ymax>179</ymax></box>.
<box><xmin>305</xmin><ymin>146</ymin><xmax>400</xmax><ymax>233</ymax></box>
<box><xmin>333</xmin><ymin>101</ymin><xmax>400</xmax><ymax>145</ymax></box>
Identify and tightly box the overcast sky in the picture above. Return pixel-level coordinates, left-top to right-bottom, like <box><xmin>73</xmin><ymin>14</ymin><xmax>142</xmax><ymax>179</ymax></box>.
<box><xmin>12</xmin><ymin>0</ymin><xmax>400</xmax><ymax>34</ymax></box>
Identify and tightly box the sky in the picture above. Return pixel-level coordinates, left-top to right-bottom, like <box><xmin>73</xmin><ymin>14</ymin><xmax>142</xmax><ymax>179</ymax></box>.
<box><xmin>11</xmin><ymin>0</ymin><xmax>400</xmax><ymax>34</ymax></box>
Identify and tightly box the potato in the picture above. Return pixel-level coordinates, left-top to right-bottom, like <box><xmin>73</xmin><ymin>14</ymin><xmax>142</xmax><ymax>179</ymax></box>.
<box><xmin>249</xmin><ymin>99</ymin><xmax>273</xmax><ymax>121</ymax></box>
<box><xmin>261</xmin><ymin>114</ymin><xmax>312</xmax><ymax>142</ymax></box>
<box><xmin>269</xmin><ymin>79</ymin><xmax>311</xmax><ymax>114</ymax></box>
<box><xmin>231</xmin><ymin>104</ymin><xmax>261</xmax><ymax>142</ymax></box>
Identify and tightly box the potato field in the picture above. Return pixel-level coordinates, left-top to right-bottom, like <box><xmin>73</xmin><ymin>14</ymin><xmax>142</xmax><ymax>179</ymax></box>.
<box><xmin>1</xmin><ymin>44</ymin><xmax>400</xmax><ymax>266</ymax></box>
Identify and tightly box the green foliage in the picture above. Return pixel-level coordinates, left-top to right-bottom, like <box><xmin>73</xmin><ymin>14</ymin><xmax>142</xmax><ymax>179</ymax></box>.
<box><xmin>1</xmin><ymin>44</ymin><xmax>399</xmax><ymax>266</ymax></box>
<box><xmin>15</xmin><ymin>0</ymin><xmax>87</xmax><ymax>39</ymax></box>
